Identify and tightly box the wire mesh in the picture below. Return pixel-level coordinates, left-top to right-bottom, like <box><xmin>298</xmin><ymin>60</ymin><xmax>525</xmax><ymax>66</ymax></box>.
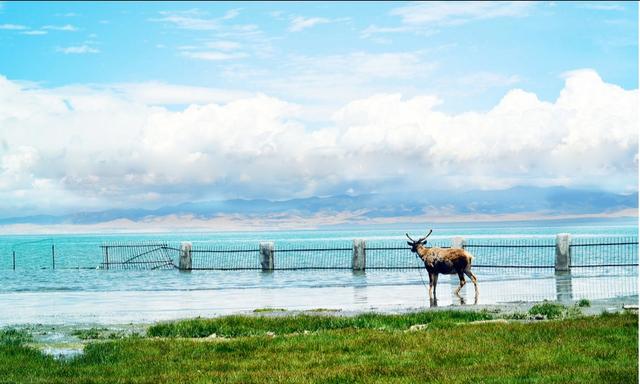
<box><xmin>465</xmin><ymin>238</ymin><xmax>556</xmax><ymax>268</ymax></box>
<box><xmin>8</xmin><ymin>238</ymin><xmax>55</xmax><ymax>270</ymax></box>
<box><xmin>570</xmin><ymin>236</ymin><xmax>638</xmax><ymax>267</ymax></box>
<box><xmin>100</xmin><ymin>241</ymin><xmax>175</xmax><ymax>270</ymax></box>
<box><xmin>273</xmin><ymin>240</ymin><xmax>353</xmax><ymax>269</ymax></box>
<box><xmin>4</xmin><ymin>235</ymin><xmax>638</xmax><ymax>272</ymax></box>
<box><xmin>189</xmin><ymin>242</ymin><xmax>261</xmax><ymax>270</ymax></box>
<box><xmin>366</xmin><ymin>239</ymin><xmax>451</xmax><ymax>269</ymax></box>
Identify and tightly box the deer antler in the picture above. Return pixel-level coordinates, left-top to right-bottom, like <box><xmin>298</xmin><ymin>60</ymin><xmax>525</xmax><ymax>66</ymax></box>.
<box><xmin>406</xmin><ymin>233</ymin><xmax>415</xmax><ymax>242</ymax></box>
<box><xmin>417</xmin><ymin>229</ymin><xmax>433</xmax><ymax>243</ymax></box>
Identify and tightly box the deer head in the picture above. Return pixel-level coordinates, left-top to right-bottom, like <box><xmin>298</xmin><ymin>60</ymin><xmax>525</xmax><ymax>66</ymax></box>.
<box><xmin>406</xmin><ymin>229</ymin><xmax>433</xmax><ymax>253</ymax></box>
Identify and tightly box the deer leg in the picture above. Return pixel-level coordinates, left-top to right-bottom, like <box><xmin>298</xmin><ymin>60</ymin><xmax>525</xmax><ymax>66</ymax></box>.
<box><xmin>428</xmin><ymin>272</ymin><xmax>434</xmax><ymax>300</ymax></box>
<box><xmin>432</xmin><ymin>273</ymin><xmax>439</xmax><ymax>299</ymax></box>
<box><xmin>455</xmin><ymin>272</ymin><xmax>466</xmax><ymax>295</ymax></box>
<box><xmin>465</xmin><ymin>270</ymin><xmax>479</xmax><ymax>298</ymax></box>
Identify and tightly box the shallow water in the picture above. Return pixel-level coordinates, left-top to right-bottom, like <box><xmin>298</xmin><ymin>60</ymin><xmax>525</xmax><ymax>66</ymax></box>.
<box><xmin>1</xmin><ymin>273</ymin><xmax>637</xmax><ymax>325</ymax></box>
<box><xmin>0</xmin><ymin>217</ymin><xmax>637</xmax><ymax>325</ymax></box>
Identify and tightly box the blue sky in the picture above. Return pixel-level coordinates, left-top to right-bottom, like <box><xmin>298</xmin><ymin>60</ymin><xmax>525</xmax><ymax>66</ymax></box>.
<box><xmin>0</xmin><ymin>1</ymin><xmax>637</xmax><ymax>227</ymax></box>
<box><xmin>1</xmin><ymin>2</ymin><xmax>636</xmax><ymax>110</ymax></box>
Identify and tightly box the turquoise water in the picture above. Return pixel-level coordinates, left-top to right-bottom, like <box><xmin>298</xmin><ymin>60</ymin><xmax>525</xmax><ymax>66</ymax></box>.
<box><xmin>0</xmin><ymin>217</ymin><xmax>637</xmax><ymax>292</ymax></box>
<box><xmin>0</xmin><ymin>217</ymin><xmax>637</xmax><ymax>325</ymax></box>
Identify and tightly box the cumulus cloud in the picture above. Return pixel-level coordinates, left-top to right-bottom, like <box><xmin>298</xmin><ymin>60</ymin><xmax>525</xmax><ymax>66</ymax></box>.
<box><xmin>0</xmin><ymin>69</ymin><xmax>636</xmax><ymax>217</ymax></box>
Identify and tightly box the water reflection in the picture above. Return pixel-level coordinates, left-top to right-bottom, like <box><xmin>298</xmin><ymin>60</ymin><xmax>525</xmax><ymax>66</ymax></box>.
<box><xmin>0</xmin><ymin>271</ymin><xmax>635</xmax><ymax>326</ymax></box>
<box><xmin>555</xmin><ymin>271</ymin><xmax>573</xmax><ymax>303</ymax></box>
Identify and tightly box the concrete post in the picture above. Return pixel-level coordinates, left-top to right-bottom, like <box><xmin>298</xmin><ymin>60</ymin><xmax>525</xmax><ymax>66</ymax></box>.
<box><xmin>451</xmin><ymin>236</ymin><xmax>466</xmax><ymax>249</ymax></box>
<box><xmin>260</xmin><ymin>242</ymin><xmax>274</xmax><ymax>271</ymax></box>
<box><xmin>352</xmin><ymin>239</ymin><xmax>366</xmax><ymax>271</ymax></box>
<box><xmin>555</xmin><ymin>271</ymin><xmax>573</xmax><ymax>303</ymax></box>
<box><xmin>555</xmin><ymin>233</ymin><xmax>571</xmax><ymax>272</ymax></box>
<box><xmin>179</xmin><ymin>242</ymin><xmax>192</xmax><ymax>271</ymax></box>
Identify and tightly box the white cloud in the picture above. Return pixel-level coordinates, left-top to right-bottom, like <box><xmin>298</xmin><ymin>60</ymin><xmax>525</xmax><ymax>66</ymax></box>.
<box><xmin>153</xmin><ymin>10</ymin><xmax>219</xmax><ymax>30</ymax></box>
<box><xmin>21</xmin><ymin>30</ymin><xmax>48</xmax><ymax>35</ymax></box>
<box><xmin>289</xmin><ymin>16</ymin><xmax>331</xmax><ymax>32</ymax></box>
<box><xmin>56</xmin><ymin>45</ymin><xmax>99</xmax><ymax>54</ymax></box>
<box><xmin>0</xmin><ymin>23</ymin><xmax>27</xmax><ymax>30</ymax></box>
<box><xmin>256</xmin><ymin>51</ymin><xmax>437</xmax><ymax>104</ymax></box>
<box><xmin>222</xmin><ymin>8</ymin><xmax>241</xmax><ymax>20</ymax></box>
<box><xmin>581</xmin><ymin>3</ymin><xmax>626</xmax><ymax>11</ymax></box>
<box><xmin>391</xmin><ymin>1</ymin><xmax>535</xmax><ymax>26</ymax></box>
<box><xmin>360</xmin><ymin>25</ymin><xmax>413</xmax><ymax>38</ymax></box>
<box><xmin>107</xmin><ymin>82</ymin><xmax>252</xmax><ymax>105</ymax></box>
<box><xmin>42</xmin><ymin>24</ymin><xmax>78</xmax><ymax>31</ymax></box>
<box><xmin>0</xmin><ymin>69</ymin><xmax>636</xmax><ymax>217</ymax></box>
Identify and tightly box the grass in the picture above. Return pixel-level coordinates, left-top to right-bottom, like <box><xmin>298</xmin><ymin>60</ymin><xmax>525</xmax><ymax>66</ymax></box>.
<box><xmin>71</xmin><ymin>328</ymin><xmax>135</xmax><ymax>340</ymax></box>
<box><xmin>0</xmin><ymin>329</ymin><xmax>31</xmax><ymax>346</ymax></box>
<box><xmin>147</xmin><ymin>310</ymin><xmax>493</xmax><ymax>338</ymax></box>
<box><xmin>0</xmin><ymin>311</ymin><xmax>636</xmax><ymax>383</ymax></box>
<box><xmin>577</xmin><ymin>298</ymin><xmax>591</xmax><ymax>307</ymax></box>
<box><xmin>529</xmin><ymin>300</ymin><xmax>569</xmax><ymax>319</ymax></box>
<box><xmin>253</xmin><ymin>308</ymin><xmax>288</xmax><ymax>313</ymax></box>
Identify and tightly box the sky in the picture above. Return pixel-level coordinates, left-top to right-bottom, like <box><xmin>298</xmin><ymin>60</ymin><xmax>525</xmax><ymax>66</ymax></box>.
<box><xmin>0</xmin><ymin>1</ymin><xmax>637</xmax><ymax>223</ymax></box>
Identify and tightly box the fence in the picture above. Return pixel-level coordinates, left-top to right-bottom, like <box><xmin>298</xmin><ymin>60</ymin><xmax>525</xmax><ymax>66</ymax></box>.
<box><xmin>93</xmin><ymin>233</ymin><xmax>637</xmax><ymax>272</ymax></box>
<box><xmin>8</xmin><ymin>238</ymin><xmax>57</xmax><ymax>270</ymax></box>
<box><xmin>99</xmin><ymin>242</ymin><xmax>174</xmax><ymax>270</ymax></box>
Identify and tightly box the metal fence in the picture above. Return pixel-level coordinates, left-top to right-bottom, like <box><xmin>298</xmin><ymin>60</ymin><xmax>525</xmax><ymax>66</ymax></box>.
<box><xmin>366</xmin><ymin>239</ymin><xmax>450</xmax><ymax>269</ymax></box>
<box><xmin>4</xmin><ymin>235</ymin><xmax>638</xmax><ymax>272</ymax></box>
<box><xmin>273</xmin><ymin>241</ymin><xmax>353</xmax><ymax>270</ymax></box>
<box><xmin>570</xmin><ymin>236</ymin><xmax>638</xmax><ymax>267</ymax></box>
<box><xmin>465</xmin><ymin>238</ymin><xmax>556</xmax><ymax>269</ymax></box>
<box><xmin>99</xmin><ymin>241</ymin><xmax>174</xmax><ymax>270</ymax></box>
<box><xmin>93</xmin><ymin>236</ymin><xmax>638</xmax><ymax>271</ymax></box>
<box><xmin>187</xmin><ymin>243</ymin><xmax>260</xmax><ymax>270</ymax></box>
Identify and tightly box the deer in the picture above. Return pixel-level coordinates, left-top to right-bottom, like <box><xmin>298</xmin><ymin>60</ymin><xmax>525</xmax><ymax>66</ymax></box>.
<box><xmin>406</xmin><ymin>229</ymin><xmax>478</xmax><ymax>302</ymax></box>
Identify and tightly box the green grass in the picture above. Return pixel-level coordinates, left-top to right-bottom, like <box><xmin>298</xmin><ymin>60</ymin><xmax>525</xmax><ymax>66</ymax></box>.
<box><xmin>577</xmin><ymin>299</ymin><xmax>591</xmax><ymax>308</ymax></box>
<box><xmin>253</xmin><ymin>308</ymin><xmax>288</xmax><ymax>313</ymax></box>
<box><xmin>0</xmin><ymin>329</ymin><xmax>32</xmax><ymax>346</ymax></box>
<box><xmin>147</xmin><ymin>310</ymin><xmax>493</xmax><ymax>338</ymax></box>
<box><xmin>70</xmin><ymin>328</ymin><xmax>135</xmax><ymax>340</ymax></box>
<box><xmin>0</xmin><ymin>312</ymin><xmax>636</xmax><ymax>383</ymax></box>
<box><xmin>71</xmin><ymin>328</ymin><xmax>108</xmax><ymax>340</ymax></box>
<box><xmin>529</xmin><ymin>301</ymin><xmax>566</xmax><ymax>319</ymax></box>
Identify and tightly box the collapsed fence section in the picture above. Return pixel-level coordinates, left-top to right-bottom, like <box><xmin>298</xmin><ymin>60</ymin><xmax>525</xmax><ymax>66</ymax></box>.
<box><xmin>100</xmin><ymin>242</ymin><xmax>175</xmax><ymax>270</ymax></box>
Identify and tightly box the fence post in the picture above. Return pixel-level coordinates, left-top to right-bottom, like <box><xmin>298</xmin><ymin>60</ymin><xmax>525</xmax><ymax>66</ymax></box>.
<box><xmin>555</xmin><ymin>233</ymin><xmax>571</xmax><ymax>272</ymax></box>
<box><xmin>179</xmin><ymin>242</ymin><xmax>192</xmax><ymax>271</ymax></box>
<box><xmin>260</xmin><ymin>242</ymin><xmax>274</xmax><ymax>271</ymax></box>
<box><xmin>52</xmin><ymin>244</ymin><xmax>55</xmax><ymax>270</ymax></box>
<box><xmin>12</xmin><ymin>251</ymin><xmax>15</xmax><ymax>270</ymax></box>
<box><xmin>451</xmin><ymin>236</ymin><xmax>466</xmax><ymax>249</ymax></box>
<box><xmin>352</xmin><ymin>239</ymin><xmax>366</xmax><ymax>271</ymax></box>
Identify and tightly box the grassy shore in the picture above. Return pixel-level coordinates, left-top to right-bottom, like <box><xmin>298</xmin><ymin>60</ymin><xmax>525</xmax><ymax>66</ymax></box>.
<box><xmin>0</xmin><ymin>308</ymin><xmax>637</xmax><ymax>383</ymax></box>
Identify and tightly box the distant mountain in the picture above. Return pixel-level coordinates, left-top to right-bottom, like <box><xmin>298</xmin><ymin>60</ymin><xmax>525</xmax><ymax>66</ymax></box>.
<box><xmin>0</xmin><ymin>186</ymin><xmax>636</xmax><ymax>225</ymax></box>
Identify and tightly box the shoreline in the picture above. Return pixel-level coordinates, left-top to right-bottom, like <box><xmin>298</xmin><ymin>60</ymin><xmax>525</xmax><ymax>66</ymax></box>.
<box><xmin>6</xmin><ymin>296</ymin><xmax>637</xmax><ymax>361</ymax></box>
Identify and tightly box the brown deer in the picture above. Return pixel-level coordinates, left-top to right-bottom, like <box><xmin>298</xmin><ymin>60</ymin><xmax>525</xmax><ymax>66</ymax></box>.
<box><xmin>406</xmin><ymin>229</ymin><xmax>478</xmax><ymax>301</ymax></box>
